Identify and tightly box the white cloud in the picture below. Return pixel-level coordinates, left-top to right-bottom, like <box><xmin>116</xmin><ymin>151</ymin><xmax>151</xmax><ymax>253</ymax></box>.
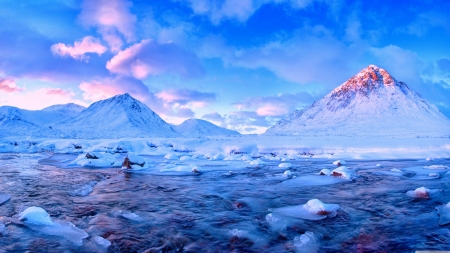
<box><xmin>51</xmin><ymin>36</ymin><xmax>107</xmax><ymax>61</ymax></box>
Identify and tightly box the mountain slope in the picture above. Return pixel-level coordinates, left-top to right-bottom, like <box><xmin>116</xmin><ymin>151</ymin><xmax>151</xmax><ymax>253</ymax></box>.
<box><xmin>0</xmin><ymin>106</ymin><xmax>65</xmax><ymax>138</ymax></box>
<box><xmin>173</xmin><ymin>118</ymin><xmax>241</xmax><ymax>137</ymax></box>
<box><xmin>57</xmin><ymin>93</ymin><xmax>181</xmax><ymax>138</ymax></box>
<box><xmin>266</xmin><ymin>65</ymin><xmax>450</xmax><ymax>137</ymax></box>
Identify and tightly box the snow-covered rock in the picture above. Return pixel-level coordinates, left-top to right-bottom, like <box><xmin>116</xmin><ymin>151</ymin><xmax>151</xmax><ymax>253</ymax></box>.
<box><xmin>266</xmin><ymin>65</ymin><xmax>450</xmax><ymax>137</ymax></box>
<box><xmin>331</xmin><ymin>166</ymin><xmax>353</xmax><ymax>179</ymax></box>
<box><xmin>319</xmin><ymin>169</ymin><xmax>331</xmax><ymax>176</ymax></box>
<box><xmin>406</xmin><ymin>187</ymin><xmax>430</xmax><ymax>199</ymax></box>
<box><xmin>293</xmin><ymin>231</ymin><xmax>319</xmax><ymax>253</ymax></box>
<box><xmin>249</xmin><ymin>158</ymin><xmax>266</xmax><ymax>166</ymax></box>
<box><xmin>69</xmin><ymin>152</ymin><xmax>120</xmax><ymax>167</ymax></box>
<box><xmin>164</xmin><ymin>153</ymin><xmax>179</xmax><ymax>160</ymax></box>
<box><xmin>173</xmin><ymin>118</ymin><xmax>240</xmax><ymax>137</ymax></box>
<box><xmin>275</xmin><ymin>199</ymin><xmax>340</xmax><ymax>221</ymax></box>
<box><xmin>332</xmin><ymin>160</ymin><xmax>346</xmax><ymax>166</ymax></box>
<box><xmin>283</xmin><ymin>170</ymin><xmax>294</xmax><ymax>178</ymax></box>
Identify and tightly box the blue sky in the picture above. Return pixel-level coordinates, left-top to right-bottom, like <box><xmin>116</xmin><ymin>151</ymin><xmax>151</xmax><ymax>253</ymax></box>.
<box><xmin>0</xmin><ymin>0</ymin><xmax>449</xmax><ymax>133</ymax></box>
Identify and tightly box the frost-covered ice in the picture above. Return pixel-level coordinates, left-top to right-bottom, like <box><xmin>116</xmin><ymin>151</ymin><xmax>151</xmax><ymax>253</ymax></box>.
<box><xmin>93</xmin><ymin>235</ymin><xmax>111</xmax><ymax>248</ymax></box>
<box><xmin>111</xmin><ymin>209</ymin><xmax>144</xmax><ymax>222</ymax></box>
<box><xmin>18</xmin><ymin>206</ymin><xmax>88</xmax><ymax>245</ymax></box>
<box><xmin>283</xmin><ymin>170</ymin><xmax>294</xmax><ymax>178</ymax></box>
<box><xmin>0</xmin><ymin>192</ymin><xmax>10</xmax><ymax>205</ymax></box>
<box><xmin>279</xmin><ymin>162</ymin><xmax>292</xmax><ymax>168</ymax></box>
<box><xmin>293</xmin><ymin>231</ymin><xmax>319</xmax><ymax>253</ymax></box>
<box><xmin>274</xmin><ymin>199</ymin><xmax>340</xmax><ymax>221</ymax></box>
<box><xmin>68</xmin><ymin>152</ymin><xmax>121</xmax><ymax>168</ymax></box>
<box><xmin>249</xmin><ymin>158</ymin><xmax>266</xmax><ymax>166</ymax></box>
<box><xmin>390</xmin><ymin>168</ymin><xmax>402</xmax><ymax>172</ymax></box>
<box><xmin>68</xmin><ymin>181</ymin><xmax>97</xmax><ymax>197</ymax></box>
<box><xmin>164</xmin><ymin>153</ymin><xmax>179</xmax><ymax>160</ymax></box>
<box><xmin>424</xmin><ymin>165</ymin><xmax>449</xmax><ymax>170</ymax></box>
<box><xmin>436</xmin><ymin>202</ymin><xmax>450</xmax><ymax>225</ymax></box>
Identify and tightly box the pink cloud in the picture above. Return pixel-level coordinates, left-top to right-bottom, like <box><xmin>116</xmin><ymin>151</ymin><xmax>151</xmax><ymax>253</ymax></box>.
<box><xmin>44</xmin><ymin>88</ymin><xmax>74</xmax><ymax>97</ymax></box>
<box><xmin>51</xmin><ymin>36</ymin><xmax>107</xmax><ymax>61</ymax></box>
<box><xmin>256</xmin><ymin>104</ymin><xmax>288</xmax><ymax>116</ymax></box>
<box><xmin>0</xmin><ymin>78</ymin><xmax>23</xmax><ymax>93</ymax></box>
<box><xmin>155</xmin><ymin>88</ymin><xmax>215</xmax><ymax>105</ymax></box>
<box><xmin>79</xmin><ymin>0</ymin><xmax>136</xmax><ymax>52</ymax></box>
<box><xmin>106</xmin><ymin>39</ymin><xmax>204</xmax><ymax>79</ymax></box>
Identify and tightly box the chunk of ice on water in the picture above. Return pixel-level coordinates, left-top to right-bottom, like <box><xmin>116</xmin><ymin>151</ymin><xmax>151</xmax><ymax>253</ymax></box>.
<box><xmin>249</xmin><ymin>158</ymin><xmax>266</xmax><ymax>166</ymax></box>
<box><xmin>436</xmin><ymin>202</ymin><xmax>450</xmax><ymax>225</ymax></box>
<box><xmin>94</xmin><ymin>235</ymin><xmax>111</xmax><ymax>248</ymax></box>
<box><xmin>275</xmin><ymin>199</ymin><xmax>340</xmax><ymax>221</ymax></box>
<box><xmin>18</xmin><ymin>207</ymin><xmax>88</xmax><ymax>245</ymax></box>
<box><xmin>283</xmin><ymin>170</ymin><xmax>294</xmax><ymax>178</ymax></box>
<box><xmin>179</xmin><ymin>155</ymin><xmax>193</xmax><ymax>161</ymax></box>
<box><xmin>424</xmin><ymin>165</ymin><xmax>449</xmax><ymax>170</ymax></box>
<box><xmin>0</xmin><ymin>192</ymin><xmax>10</xmax><ymax>205</ymax></box>
<box><xmin>279</xmin><ymin>163</ymin><xmax>292</xmax><ymax>168</ymax></box>
<box><xmin>293</xmin><ymin>231</ymin><xmax>319</xmax><ymax>253</ymax></box>
<box><xmin>164</xmin><ymin>153</ymin><xmax>179</xmax><ymax>160</ymax></box>
<box><xmin>426</xmin><ymin>157</ymin><xmax>434</xmax><ymax>161</ymax></box>
<box><xmin>390</xmin><ymin>168</ymin><xmax>402</xmax><ymax>172</ymax></box>
<box><xmin>68</xmin><ymin>181</ymin><xmax>97</xmax><ymax>197</ymax></box>
<box><xmin>229</xmin><ymin>228</ymin><xmax>247</xmax><ymax>237</ymax></box>
<box><xmin>19</xmin><ymin>206</ymin><xmax>54</xmax><ymax>226</ymax></box>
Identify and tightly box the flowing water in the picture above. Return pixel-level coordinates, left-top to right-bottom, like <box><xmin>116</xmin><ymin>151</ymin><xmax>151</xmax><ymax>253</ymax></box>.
<box><xmin>1</xmin><ymin>153</ymin><xmax>450</xmax><ymax>252</ymax></box>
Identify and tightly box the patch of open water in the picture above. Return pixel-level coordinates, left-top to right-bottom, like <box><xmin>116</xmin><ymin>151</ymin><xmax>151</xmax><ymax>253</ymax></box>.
<box><xmin>0</xmin><ymin>154</ymin><xmax>450</xmax><ymax>252</ymax></box>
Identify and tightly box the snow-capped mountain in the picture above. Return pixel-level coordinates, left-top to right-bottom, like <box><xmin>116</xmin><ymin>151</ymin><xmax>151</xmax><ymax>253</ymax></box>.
<box><xmin>0</xmin><ymin>106</ymin><xmax>71</xmax><ymax>139</ymax></box>
<box><xmin>57</xmin><ymin>93</ymin><xmax>181</xmax><ymax>138</ymax></box>
<box><xmin>42</xmin><ymin>103</ymin><xmax>85</xmax><ymax>115</ymax></box>
<box><xmin>173</xmin><ymin>118</ymin><xmax>241</xmax><ymax>137</ymax></box>
<box><xmin>266</xmin><ymin>65</ymin><xmax>450</xmax><ymax>137</ymax></box>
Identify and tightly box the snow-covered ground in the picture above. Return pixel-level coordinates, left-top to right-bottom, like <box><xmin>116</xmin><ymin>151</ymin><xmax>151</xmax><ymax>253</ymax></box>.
<box><xmin>1</xmin><ymin>135</ymin><xmax>449</xmax><ymax>160</ymax></box>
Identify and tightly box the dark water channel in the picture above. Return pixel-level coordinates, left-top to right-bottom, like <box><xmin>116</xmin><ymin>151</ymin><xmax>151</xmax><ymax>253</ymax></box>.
<box><xmin>1</xmin><ymin>153</ymin><xmax>450</xmax><ymax>252</ymax></box>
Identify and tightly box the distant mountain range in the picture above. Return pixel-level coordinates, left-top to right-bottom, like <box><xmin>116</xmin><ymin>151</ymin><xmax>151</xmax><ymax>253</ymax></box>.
<box><xmin>173</xmin><ymin>118</ymin><xmax>240</xmax><ymax>137</ymax></box>
<box><xmin>266</xmin><ymin>65</ymin><xmax>450</xmax><ymax>137</ymax></box>
<box><xmin>0</xmin><ymin>93</ymin><xmax>239</xmax><ymax>139</ymax></box>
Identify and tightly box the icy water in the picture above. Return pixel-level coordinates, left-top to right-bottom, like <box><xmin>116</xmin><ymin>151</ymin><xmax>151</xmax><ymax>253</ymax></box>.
<box><xmin>1</xmin><ymin>154</ymin><xmax>450</xmax><ymax>252</ymax></box>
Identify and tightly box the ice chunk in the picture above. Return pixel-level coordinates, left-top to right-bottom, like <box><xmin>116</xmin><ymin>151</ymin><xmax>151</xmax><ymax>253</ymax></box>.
<box><xmin>319</xmin><ymin>169</ymin><xmax>331</xmax><ymax>176</ymax></box>
<box><xmin>164</xmin><ymin>153</ymin><xmax>179</xmax><ymax>160</ymax></box>
<box><xmin>376</xmin><ymin>164</ymin><xmax>382</xmax><ymax>167</ymax></box>
<box><xmin>69</xmin><ymin>152</ymin><xmax>119</xmax><ymax>168</ymax></box>
<box><xmin>275</xmin><ymin>199</ymin><xmax>339</xmax><ymax>221</ymax></box>
<box><xmin>436</xmin><ymin>202</ymin><xmax>450</xmax><ymax>225</ymax></box>
<box><xmin>331</xmin><ymin>166</ymin><xmax>353</xmax><ymax>179</ymax></box>
<box><xmin>94</xmin><ymin>235</ymin><xmax>111</xmax><ymax>248</ymax></box>
<box><xmin>283</xmin><ymin>170</ymin><xmax>294</xmax><ymax>178</ymax></box>
<box><xmin>239</xmin><ymin>154</ymin><xmax>253</xmax><ymax>161</ymax></box>
<box><xmin>281</xmin><ymin>158</ymin><xmax>289</xmax><ymax>162</ymax></box>
<box><xmin>429</xmin><ymin>173</ymin><xmax>439</xmax><ymax>178</ymax></box>
<box><xmin>229</xmin><ymin>228</ymin><xmax>247</xmax><ymax>237</ymax></box>
<box><xmin>18</xmin><ymin>206</ymin><xmax>88</xmax><ymax>245</ymax></box>
<box><xmin>426</xmin><ymin>157</ymin><xmax>434</xmax><ymax>161</ymax></box>
<box><xmin>390</xmin><ymin>168</ymin><xmax>402</xmax><ymax>172</ymax></box>
<box><xmin>68</xmin><ymin>181</ymin><xmax>97</xmax><ymax>197</ymax></box>
<box><xmin>180</xmin><ymin>155</ymin><xmax>193</xmax><ymax>161</ymax></box>
<box><xmin>0</xmin><ymin>192</ymin><xmax>11</xmax><ymax>205</ymax></box>
<box><xmin>279</xmin><ymin>162</ymin><xmax>292</xmax><ymax>168</ymax></box>
<box><xmin>210</xmin><ymin>153</ymin><xmax>225</xmax><ymax>160</ymax></box>
<box><xmin>0</xmin><ymin>221</ymin><xmax>7</xmax><ymax>236</ymax></box>
<box><xmin>293</xmin><ymin>231</ymin><xmax>319</xmax><ymax>253</ymax></box>
<box><xmin>423</xmin><ymin>165</ymin><xmax>449</xmax><ymax>170</ymax></box>
<box><xmin>249</xmin><ymin>158</ymin><xmax>266</xmax><ymax>166</ymax></box>
<box><xmin>406</xmin><ymin>187</ymin><xmax>430</xmax><ymax>199</ymax></box>
<box><xmin>332</xmin><ymin>160</ymin><xmax>346</xmax><ymax>166</ymax></box>
<box><xmin>19</xmin><ymin>207</ymin><xmax>54</xmax><ymax>226</ymax></box>
<box><xmin>127</xmin><ymin>153</ymin><xmax>145</xmax><ymax>164</ymax></box>
<box><xmin>111</xmin><ymin>209</ymin><xmax>144</xmax><ymax>221</ymax></box>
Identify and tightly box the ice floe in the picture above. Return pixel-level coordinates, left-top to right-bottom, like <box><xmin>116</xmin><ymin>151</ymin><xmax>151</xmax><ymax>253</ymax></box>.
<box><xmin>319</xmin><ymin>169</ymin><xmax>331</xmax><ymax>176</ymax></box>
<box><xmin>274</xmin><ymin>199</ymin><xmax>340</xmax><ymax>221</ymax></box>
<box><xmin>278</xmin><ymin>162</ymin><xmax>292</xmax><ymax>168</ymax></box>
<box><xmin>423</xmin><ymin>165</ymin><xmax>449</xmax><ymax>170</ymax></box>
<box><xmin>292</xmin><ymin>231</ymin><xmax>319</xmax><ymax>253</ymax></box>
<box><xmin>436</xmin><ymin>202</ymin><xmax>450</xmax><ymax>225</ymax></box>
<box><xmin>111</xmin><ymin>209</ymin><xmax>144</xmax><ymax>222</ymax></box>
<box><xmin>248</xmin><ymin>158</ymin><xmax>266</xmax><ymax>166</ymax></box>
<box><xmin>0</xmin><ymin>192</ymin><xmax>10</xmax><ymax>205</ymax></box>
<box><xmin>406</xmin><ymin>187</ymin><xmax>440</xmax><ymax>199</ymax></box>
<box><xmin>93</xmin><ymin>235</ymin><xmax>111</xmax><ymax>249</ymax></box>
<box><xmin>283</xmin><ymin>170</ymin><xmax>294</xmax><ymax>178</ymax></box>
<box><xmin>68</xmin><ymin>152</ymin><xmax>121</xmax><ymax>168</ymax></box>
<box><xmin>164</xmin><ymin>153</ymin><xmax>179</xmax><ymax>160</ymax></box>
<box><xmin>68</xmin><ymin>181</ymin><xmax>97</xmax><ymax>197</ymax></box>
<box><xmin>18</xmin><ymin>206</ymin><xmax>88</xmax><ymax>245</ymax></box>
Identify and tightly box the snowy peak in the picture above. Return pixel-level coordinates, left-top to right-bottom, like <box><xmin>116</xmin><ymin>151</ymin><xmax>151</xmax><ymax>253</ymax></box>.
<box><xmin>266</xmin><ymin>65</ymin><xmax>450</xmax><ymax>137</ymax></box>
<box><xmin>174</xmin><ymin>118</ymin><xmax>241</xmax><ymax>137</ymax></box>
<box><xmin>42</xmin><ymin>103</ymin><xmax>85</xmax><ymax>113</ymax></box>
<box><xmin>58</xmin><ymin>93</ymin><xmax>181</xmax><ymax>138</ymax></box>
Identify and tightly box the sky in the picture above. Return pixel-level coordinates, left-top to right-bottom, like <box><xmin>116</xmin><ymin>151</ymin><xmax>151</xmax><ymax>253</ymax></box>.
<box><xmin>0</xmin><ymin>0</ymin><xmax>449</xmax><ymax>134</ymax></box>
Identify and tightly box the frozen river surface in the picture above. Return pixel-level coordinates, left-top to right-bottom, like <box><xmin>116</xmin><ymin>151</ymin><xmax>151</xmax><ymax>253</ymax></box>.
<box><xmin>1</xmin><ymin>153</ymin><xmax>450</xmax><ymax>252</ymax></box>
